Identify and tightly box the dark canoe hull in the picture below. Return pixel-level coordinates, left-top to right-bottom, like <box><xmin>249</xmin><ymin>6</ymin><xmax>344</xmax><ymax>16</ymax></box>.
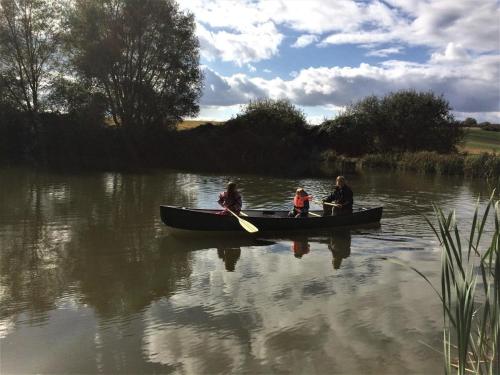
<box><xmin>160</xmin><ymin>205</ymin><xmax>383</xmax><ymax>232</ymax></box>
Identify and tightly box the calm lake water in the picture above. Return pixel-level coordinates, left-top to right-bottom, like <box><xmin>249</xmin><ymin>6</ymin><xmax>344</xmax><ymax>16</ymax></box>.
<box><xmin>0</xmin><ymin>167</ymin><xmax>497</xmax><ymax>374</ymax></box>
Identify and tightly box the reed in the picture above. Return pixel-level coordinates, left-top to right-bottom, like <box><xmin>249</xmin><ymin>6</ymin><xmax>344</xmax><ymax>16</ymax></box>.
<box><xmin>422</xmin><ymin>192</ymin><xmax>499</xmax><ymax>374</ymax></box>
<box><xmin>361</xmin><ymin>152</ymin><xmax>500</xmax><ymax>179</ymax></box>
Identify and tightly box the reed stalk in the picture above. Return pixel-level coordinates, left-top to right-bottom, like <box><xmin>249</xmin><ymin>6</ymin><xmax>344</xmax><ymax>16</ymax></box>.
<box><xmin>421</xmin><ymin>191</ymin><xmax>499</xmax><ymax>374</ymax></box>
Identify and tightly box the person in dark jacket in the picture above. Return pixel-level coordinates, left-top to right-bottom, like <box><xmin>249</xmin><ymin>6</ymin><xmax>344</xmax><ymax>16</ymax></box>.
<box><xmin>323</xmin><ymin>176</ymin><xmax>353</xmax><ymax>215</ymax></box>
<box><xmin>218</xmin><ymin>182</ymin><xmax>242</xmax><ymax>215</ymax></box>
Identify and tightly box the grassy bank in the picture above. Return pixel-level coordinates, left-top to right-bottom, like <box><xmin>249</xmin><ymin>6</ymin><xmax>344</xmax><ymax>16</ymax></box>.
<box><xmin>359</xmin><ymin>151</ymin><xmax>500</xmax><ymax>179</ymax></box>
<box><xmin>461</xmin><ymin>127</ymin><xmax>500</xmax><ymax>154</ymax></box>
<box><xmin>177</xmin><ymin>120</ymin><xmax>223</xmax><ymax>130</ymax></box>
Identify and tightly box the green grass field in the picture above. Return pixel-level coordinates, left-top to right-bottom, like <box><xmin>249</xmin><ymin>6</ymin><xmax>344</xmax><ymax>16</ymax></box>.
<box><xmin>461</xmin><ymin>127</ymin><xmax>500</xmax><ymax>154</ymax></box>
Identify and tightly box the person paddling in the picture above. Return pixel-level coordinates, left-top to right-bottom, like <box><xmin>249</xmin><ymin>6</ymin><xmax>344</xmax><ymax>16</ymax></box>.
<box><xmin>289</xmin><ymin>188</ymin><xmax>312</xmax><ymax>218</ymax></box>
<box><xmin>218</xmin><ymin>182</ymin><xmax>242</xmax><ymax>215</ymax></box>
<box><xmin>323</xmin><ymin>176</ymin><xmax>353</xmax><ymax>215</ymax></box>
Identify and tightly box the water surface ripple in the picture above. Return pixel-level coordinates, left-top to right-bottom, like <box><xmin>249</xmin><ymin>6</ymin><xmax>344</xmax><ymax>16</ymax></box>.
<box><xmin>0</xmin><ymin>167</ymin><xmax>496</xmax><ymax>374</ymax></box>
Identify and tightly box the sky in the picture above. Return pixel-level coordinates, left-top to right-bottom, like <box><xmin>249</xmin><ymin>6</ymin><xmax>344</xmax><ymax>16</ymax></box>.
<box><xmin>177</xmin><ymin>0</ymin><xmax>500</xmax><ymax>124</ymax></box>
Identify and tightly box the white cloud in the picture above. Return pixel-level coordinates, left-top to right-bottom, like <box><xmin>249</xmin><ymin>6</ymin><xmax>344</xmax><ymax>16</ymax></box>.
<box><xmin>430</xmin><ymin>42</ymin><xmax>470</xmax><ymax>63</ymax></box>
<box><xmin>319</xmin><ymin>0</ymin><xmax>500</xmax><ymax>53</ymax></box>
<box><xmin>200</xmin><ymin>55</ymin><xmax>500</xmax><ymax>116</ymax></box>
<box><xmin>182</xmin><ymin>0</ymin><xmax>499</xmax><ymax>122</ymax></box>
<box><xmin>291</xmin><ymin>34</ymin><xmax>319</xmax><ymax>48</ymax></box>
<box><xmin>247</xmin><ymin>64</ymin><xmax>257</xmax><ymax>72</ymax></box>
<box><xmin>366</xmin><ymin>47</ymin><xmax>403</xmax><ymax>57</ymax></box>
<box><xmin>197</xmin><ymin>22</ymin><xmax>283</xmax><ymax>66</ymax></box>
<box><xmin>181</xmin><ymin>0</ymin><xmax>499</xmax><ymax>65</ymax></box>
<box><xmin>261</xmin><ymin>0</ymin><xmax>404</xmax><ymax>35</ymax></box>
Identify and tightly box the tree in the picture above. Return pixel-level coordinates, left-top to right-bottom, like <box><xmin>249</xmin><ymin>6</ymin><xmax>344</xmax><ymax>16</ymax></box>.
<box><xmin>66</xmin><ymin>0</ymin><xmax>202</xmax><ymax>128</ymax></box>
<box><xmin>377</xmin><ymin>90</ymin><xmax>462</xmax><ymax>152</ymax></box>
<box><xmin>233</xmin><ymin>98</ymin><xmax>307</xmax><ymax>131</ymax></box>
<box><xmin>0</xmin><ymin>0</ymin><xmax>62</xmax><ymax>114</ymax></box>
<box><xmin>319</xmin><ymin>113</ymin><xmax>375</xmax><ymax>155</ymax></box>
<box><xmin>331</xmin><ymin>90</ymin><xmax>463</xmax><ymax>153</ymax></box>
<box><xmin>462</xmin><ymin>117</ymin><xmax>477</xmax><ymax>127</ymax></box>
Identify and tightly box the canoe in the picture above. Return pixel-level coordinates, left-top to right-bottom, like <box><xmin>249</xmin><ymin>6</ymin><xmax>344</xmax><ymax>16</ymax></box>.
<box><xmin>160</xmin><ymin>205</ymin><xmax>383</xmax><ymax>232</ymax></box>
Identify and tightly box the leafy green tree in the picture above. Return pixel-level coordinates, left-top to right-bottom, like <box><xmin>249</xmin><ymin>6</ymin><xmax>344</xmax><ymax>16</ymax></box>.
<box><xmin>462</xmin><ymin>117</ymin><xmax>477</xmax><ymax>127</ymax></box>
<box><xmin>66</xmin><ymin>0</ymin><xmax>202</xmax><ymax>128</ymax></box>
<box><xmin>233</xmin><ymin>98</ymin><xmax>307</xmax><ymax>131</ymax></box>
<box><xmin>377</xmin><ymin>90</ymin><xmax>462</xmax><ymax>152</ymax></box>
<box><xmin>0</xmin><ymin>0</ymin><xmax>62</xmax><ymax>114</ymax></box>
<box><xmin>319</xmin><ymin>113</ymin><xmax>375</xmax><ymax>155</ymax></box>
<box><xmin>323</xmin><ymin>90</ymin><xmax>463</xmax><ymax>154</ymax></box>
<box><xmin>47</xmin><ymin>77</ymin><xmax>107</xmax><ymax>124</ymax></box>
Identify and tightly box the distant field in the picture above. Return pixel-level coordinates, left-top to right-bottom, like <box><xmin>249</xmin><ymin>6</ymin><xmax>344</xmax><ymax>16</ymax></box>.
<box><xmin>177</xmin><ymin>120</ymin><xmax>223</xmax><ymax>130</ymax></box>
<box><xmin>461</xmin><ymin>127</ymin><xmax>500</xmax><ymax>154</ymax></box>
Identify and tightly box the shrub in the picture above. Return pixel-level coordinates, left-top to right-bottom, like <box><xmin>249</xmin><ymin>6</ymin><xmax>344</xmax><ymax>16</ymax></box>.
<box><xmin>229</xmin><ymin>98</ymin><xmax>307</xmax><ymax>132</ymax></box>
<box><xmin>319</xmin><ymin>113</ymin><xmax>375</xmax><ymax>155</ymax></box>
<box><xmin>324</xmin><ymin>90</ymin><xmax>464</xmax><ymax>155</ymax></box>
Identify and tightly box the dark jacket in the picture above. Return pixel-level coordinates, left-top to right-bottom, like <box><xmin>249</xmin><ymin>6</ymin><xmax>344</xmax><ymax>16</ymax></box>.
<box><xmin>218</xmin><ymin>191</ymin><xmax>242</xmax><ymax>212</ymax></box>
<box><xmin>324</xmin><ymin>185</ymin><xmax>353</xmax><ymax>209</ymax></box>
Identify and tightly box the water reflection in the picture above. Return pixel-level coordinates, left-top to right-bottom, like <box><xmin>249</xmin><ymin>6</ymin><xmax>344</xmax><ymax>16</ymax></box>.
<box><xmin>291</xmin><ymin>238</ymin><xmax>311</xmax><ymax>259</ymax></box>
<box><xmin>328</xmin><ymin>230</ymin><xmax>352</xmax><ymax>270</ymax></box>
<box><xmin>217</xmin><ymin>248</ymin><xmax>241</xmax><ymax>271</ymax></box>
<box><xmin>0</xmin><ymin>167</ymin><xmax>497</xmax><ymax>374</ymax></box>
<box><xmin>289</xmin><ymin>230</ymin><xmax>352</xmax><ymax>268</ymax></box>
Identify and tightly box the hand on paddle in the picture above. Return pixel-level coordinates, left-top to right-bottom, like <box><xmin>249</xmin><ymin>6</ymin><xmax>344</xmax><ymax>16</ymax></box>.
<box><xmin>314</xmin><ymin>200</ymin><xmax>341</xmax><ymax>208</ymax></box>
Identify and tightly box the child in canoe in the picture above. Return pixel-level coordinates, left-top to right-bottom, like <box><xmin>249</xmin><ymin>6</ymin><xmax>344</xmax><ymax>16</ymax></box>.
<box><xmin>289</xmin><ymin>188</ymin><xmax>312</xmax><ymax>218</ymax></box>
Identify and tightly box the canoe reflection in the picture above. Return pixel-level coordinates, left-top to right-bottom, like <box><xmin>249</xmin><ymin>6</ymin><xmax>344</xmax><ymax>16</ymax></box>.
<box><xmin>162</xmin><ymin>235</ymin><xmax>276</xmax><ymax>253</ymax></box>
<box><xmin>162</xmin><ymin>227</ymin><xmax>359</xmax><ymax>272</ymax></box>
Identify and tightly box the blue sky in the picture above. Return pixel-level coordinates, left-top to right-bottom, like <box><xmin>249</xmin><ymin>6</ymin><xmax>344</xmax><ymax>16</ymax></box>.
<box><xmin>178</xmin><ymin>0</ymin><xmax>500</xmax><ymax>124</ymax></box>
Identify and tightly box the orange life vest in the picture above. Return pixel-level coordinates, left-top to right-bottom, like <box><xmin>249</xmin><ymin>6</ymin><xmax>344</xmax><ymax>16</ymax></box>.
<box><xmin>293</xmin><ymin>194</ymin><xmax>311</xmax><ymax>208</ymax></box>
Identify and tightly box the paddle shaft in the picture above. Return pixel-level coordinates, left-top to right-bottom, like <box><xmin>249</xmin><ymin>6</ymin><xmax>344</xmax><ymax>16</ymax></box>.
<box><xmin>315</xmin><ymin>200</ymin><xmax>341</xmax><ymax>207</ymax></box>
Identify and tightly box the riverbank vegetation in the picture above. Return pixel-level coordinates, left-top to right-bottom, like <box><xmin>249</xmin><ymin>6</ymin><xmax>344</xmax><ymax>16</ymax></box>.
<box><xmin>422</xmin><ymin>194</ymin><xmax>498</xmax><ymax>374</ymax></box>
<box><xmin>360</xmin><ymin>152</ymin><xmax>500</xmax><ymax>179</ymax></box>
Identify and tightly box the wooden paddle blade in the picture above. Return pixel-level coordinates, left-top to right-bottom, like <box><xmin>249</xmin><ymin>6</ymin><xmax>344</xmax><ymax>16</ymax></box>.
<box><xmin>226</xmin><ymin>208</ymin><xmax>259</xmax><ymax>233</ymax></box>
<box><xmin>238</xmin><ymin>218</ymin><xmax>259</xmax><ymax>233</ymax></box>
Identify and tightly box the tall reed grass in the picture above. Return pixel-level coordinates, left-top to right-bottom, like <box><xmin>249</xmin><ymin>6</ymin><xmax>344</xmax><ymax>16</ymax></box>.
<box><xmin>361</xmin><ymin>152</ymin><xmax>500</xmax><ymax>179</ymax></box>
<box><xmin>421</xmin><ymin>192</ymin><xmax>499</xmax><ymax>374</ymax></box>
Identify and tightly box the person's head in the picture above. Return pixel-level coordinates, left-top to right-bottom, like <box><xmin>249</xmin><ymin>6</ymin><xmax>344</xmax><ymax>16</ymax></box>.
<box><xmin>336</xmin><ymin>176</ymin><xmax>346</xmax><ymax>188</ymax></box>
<box><xmin>227</xmin><ymin>181</ymin><xmax>237</xmax><ymax>193</ymax></box>
<box><xmin>296</xmin><ymin>187</ymin><xmax>304</xmax><ymax>196</ymax></box>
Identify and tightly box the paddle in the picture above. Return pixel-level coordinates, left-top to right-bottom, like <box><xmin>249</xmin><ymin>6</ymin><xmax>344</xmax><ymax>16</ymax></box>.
<box><xmin>227</xmin><ymin>209</ymin><xmax>259</xmax><ymax>233</ymax></box>
<box><xmin>314</xmin><ymin>200</ymin><xmax>341</xmax><ymax>208</ymax></box>
<box><xmin>309</xmin><ymin>212</ymin><xmax>321</xmax><ymax>217</ymax></box>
